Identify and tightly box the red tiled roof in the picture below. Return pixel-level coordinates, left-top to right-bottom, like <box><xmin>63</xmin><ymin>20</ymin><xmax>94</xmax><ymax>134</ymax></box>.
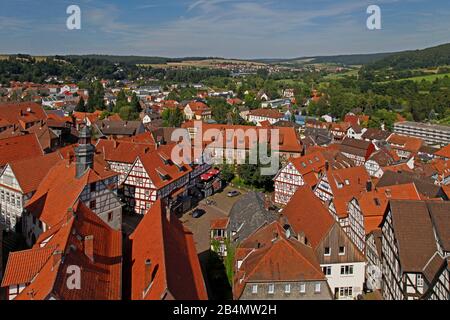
<box><xmin>8</xmin><ymin>152</ymin><xmax>62</xmax><ymax>194</ymax></box>
<box><xmin>26</xmin><ymin>157</ymin><xmax>118</xmax><ymax>228</ymax></box>
<box><xmin>0</xmin><ymin>102</ymin><xmax>47</xmax><ymax>129</ymax></box>
<box><xmin>182</xmin><ymin>121</ymin><xmax>302</xmax><ymax>154</ymax></box>
<box><xmin>129</xmin><ymin>200</ymin><xmax>208</xmax><ymax>300</ymax></box>
<box><xmin>248</xmin><ymin>108</ymin><xmax>284</xmax><ymax>119</ymax></box>
<box><xmin>96</xmin><ymin>139</ymin><xmax>157</xmax><ymax>164</ymax></box>
<box><xmin>210</xmin><ymin>218</ymin><xmax>229</xmax><ymax>230</ymax></box>
<box><xmin>387</xmin><ymin>134</ymin><xmax>424</xmax><ymax>153</ymax></box>
<box><xmin>1</xmin><ymin>247</ymin><xmax>54</xmax><ymax>287</ymax></box>
<box><xmin>285</xmin><ymin>151</ymin><xmax>327</xmax><ymax>186</ymax></box>
<box><xmin>233</xmin><ymin>221</ymin><xmax>326</xmax><ymax>299</ymax></box>
<box><xmin>358</xmin><ymin>183</ymin><xmax>422</xmax><ymax>234</ymax></box>
<box><xmin>282</xmin><ymin>186</ymin><xmax>334</xmax><ymax>249</ymax></box>
<box><xmin>135</xmin><ymin>144</ymin><xmax>193</xmax><ymax>189</ymax></box>
<box><xmin>3</xmin><ymin>202</ymin><xmax>122</xmax><ymax>300</ymax></box>
<box><xmin>435</xmin><ymin>144</ymin><xmax>450</xmax><ymax>159</ymax></box>
<box><xmin>0</xmin><ymin>134</ymin><xmax>44</xmax><ymax>167</ymax></box>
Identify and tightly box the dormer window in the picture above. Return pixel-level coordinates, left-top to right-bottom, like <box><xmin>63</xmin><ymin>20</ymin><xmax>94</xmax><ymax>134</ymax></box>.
<box><xmin>156</xmin><ymin>168</ymin><xmax>170</xmax><ymax>181</ymax></box>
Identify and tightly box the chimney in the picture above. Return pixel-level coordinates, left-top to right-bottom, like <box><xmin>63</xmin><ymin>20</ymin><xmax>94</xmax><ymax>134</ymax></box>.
<box><xmin>84</xmin><ymin>235</ymin><xmax>94</xmax><ymax>262</ymax></box>
<box><xmin>325</xmin><ymin>161</ymin><xmax>329</xmax><ymax>171</ymax></box>
<box><xmin>366</xmin><ymin>180</ymin><xmax>373</xmax><ymax>192</ymax></box>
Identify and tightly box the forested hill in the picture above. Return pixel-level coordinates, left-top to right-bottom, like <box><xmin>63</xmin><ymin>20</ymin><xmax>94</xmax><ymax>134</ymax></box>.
<box><xmin>362</xmin><ymin>43</ymin><xmax>450</xmax><ymax>71</ymax></box>
<box><xmin>253</xmin><ymin>52</ymin><xmax>395</xmax><ymax>65</ymax></box>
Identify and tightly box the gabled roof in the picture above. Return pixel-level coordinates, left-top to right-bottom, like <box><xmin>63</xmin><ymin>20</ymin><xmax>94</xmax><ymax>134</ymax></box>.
<box><xmin>376</xmin><ymin>170</ymin><xmax>442</xmax><ymax>199</ymax></box>
<box><xmin>25</xmin><ymin>158</ymin><xmax>118</xmax><ymax>228</ymax></box>
<box><xmin>435</xmin><ymin>144</ymin><xmax>450</xmax><ymax>159</ymax></box>
<box><xmin>96</xmin><ymin>138</ymin><xmax>156</xmax><ymax>164</ymax></box>
<box><xmin>133</xmin><ymin>143</ymin><xmax>192</xmax><ymax>189</ymax></box>
<box><xmin>181</xmin><ymin>122</ymin><xmax>302</xmax><ymax>154</ymax></box>
<box><xmin>426</xmin><ymin>202</ymin><xmax>450</xmax><ymax>252</ymax></box>
<box><xmin>357</xmin><ymin>183</ymin><xmax>422</xmax><ymax>234</ymax></box>
<box><xmin>383</xmin><ymin>200</ymin><xmax>441</xmax><ymax>274</ymax></box>
<box><xmin>0</xmin><ymin>102</ymin><xmax>47</xmax><ymax>128</ymax></box>
<box><xmin>325</xmin><ymin>166</ymin><xmax>370</xmax><ymax>200</ymax></box>
<box><xmin>96</xmin><ymin>120</ymin><xmax>143</xmax><ymax>136</ymax></box>
<box><xmin>340</xmin><ymin>138</ymin><xmax>374</xmax><ymax>158</ymax></box>
<box><xmin>2</xmin><ymin>202</ymin><xmax>122</xmax><ymax>300</ymax></box>
<box><xmin>129</xmin><ymin>200</ymin><xmax>207</xmax><ymax>300</ymax></box>
<box><xmin>367</xmin><ymin>148</ymin><xmax>400</xmax><ymax>166</ymax></box>
<box><xmin>282</xmin><ymin>186</ymin><xmax>334</xmax><ymax>249</ymax></box>
<box><xmin>8</xmin><ymin>152</ymin><xmax>62</xmax><ymax>194</ymax></box>
<box><xmin>387</xmin><ymin>134</ymin><xmax>423</xmax><ymax>153</ymax></box>
<box><xmin>0</xmin><ymin>134</ymin><xmax>44</xmax><ymax>167</ymax></box>
<box><xmin>233</xmin><ymin>221</ymin><xmax>326</xmax><ymax>299</ymax></box>
<box><xmin>361</xmin><ymin>128</ymin><xmax>392</xmax><ymax>141</ymax></box>
<box><xmin>1</xmin><ymin>247</ymin><xmax>54</xmax><ymax>287</ymax></box>
<box><xmin>248</xmin><ymin>108</ymin><xmax>284</xmax><ymax>119</ymax></box>
<box><xmin>229</xmin><ymin>192</ymin><xmax>277</xmax><ymax>242</ymax></box>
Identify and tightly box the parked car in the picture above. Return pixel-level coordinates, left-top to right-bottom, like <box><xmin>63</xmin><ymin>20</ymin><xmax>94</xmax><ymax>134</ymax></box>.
<box><xmin>227</xmin><ymin>190</ymin><xmax>241</xmax><ymax>197</ymax></box>
<box><xmin>192</xmin><ymin>208</ymin><xmax>206</xmax><ymax>219</ymax></box>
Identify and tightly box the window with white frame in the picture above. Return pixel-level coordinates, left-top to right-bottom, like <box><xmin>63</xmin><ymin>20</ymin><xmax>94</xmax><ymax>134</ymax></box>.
<box><xmin>324</xmin><ymin>247</ymin><xmax>331</xmax><ymax>256</ymax></box>
<box><xmin>417</xmin><ymin>274</ymin><xmax>424</xmax><ymax>287</ymax></box>
<box><xmin>339</xmin><ymin>287</ymin><xmax>353</xmax><ymax>298</ymax></box>
<box><xmin>299</xmin><ymin>283</ymin><xmax>306</xmax><ymax>293</ymax></box>
<box><xmin>268</xmin><ymin>284</ymin><xmax>275</xmax><ymax>294</ymax></box>
<box><xmin>285</xmin><ymin>284</ymin><xmax>291</xmax><ymax>294</ymax></box>
<box><xmin>339</xmin><ymin>246</ymin><xmax>346</xmax><ymax>255</ymax></box>
<box><xmin>322</xmin><ymin>266</ymin><xmax>332</xmax><ymax>276</ymax></box>
<box><xmin>252</xmin><ymin>284</ymin><xmax>258</xmax><ymax>294</ymax></box>
<box><xmin>340</xmin><ymin>265</ymin><xmax>354</xmax><ymax>275</ymax></box>
<box><xmin>315</xmin><ymin>283</ymin><xmax>321</xmax><ymax>293</ymax></box>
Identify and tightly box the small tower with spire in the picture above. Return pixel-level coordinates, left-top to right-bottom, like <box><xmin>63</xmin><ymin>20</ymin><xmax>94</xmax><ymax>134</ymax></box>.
<box><xmin>75</xmin><ymin>124</ymin><xmax>95</xmax><ymax>178</ymax></box>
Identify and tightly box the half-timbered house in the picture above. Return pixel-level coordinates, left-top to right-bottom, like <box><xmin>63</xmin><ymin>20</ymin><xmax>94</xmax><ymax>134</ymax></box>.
<box><xmin>339</xmin><ymin>138</ymin><xmax>375</xmax><ymax>166</ymax></box>
<box><xmin>380</xmin><ymin>200</ymin><xmax>449</xmax><ymax>300</ymax></box>
<box><xmin>314</xmin><ymin>166</ymin><xmax>370</xmax><ymax>233</ymax></box>
<box><xmin>282</xmin><ymin>187</ymin><xmax>366</xmax><ymax>300</ymax></box>
<box><xmin>22</xmin><ymin>126</ymin><xmax>123</xmax><ymax>246</ymax></box>
<box><xmin>0</xmin><ymin>153</ymin><xmax>61</xmax><ymax>231</ymax></box>
<box><xmin>1</xmin><ymin>202</ymin><xmax>122</xmax><ymax>300</ymax></box>
<box><xmin>123</xmin><ymin>144</ymin><xmax>193</xmax><ymax>215</ymax></box>
<box><xmin>274</xmin><ymin>152</ymin><xmax>327</xmax><ymax>205</ymax></box>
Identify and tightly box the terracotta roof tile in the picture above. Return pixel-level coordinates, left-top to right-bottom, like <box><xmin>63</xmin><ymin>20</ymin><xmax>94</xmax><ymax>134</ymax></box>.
<box><xmin>0</xmin><ymin>134</ymin><xmax>44</xmax><ymax>167</ymax></box>
<box><xmin>130</xmin><ymin>200</ymin><xmax>207</xmax><ymax>300</ymax></box>
<box><xmin>282</xmin><ymin>186</ymin><xmax>334</xmax><ymax>249</ymax></box>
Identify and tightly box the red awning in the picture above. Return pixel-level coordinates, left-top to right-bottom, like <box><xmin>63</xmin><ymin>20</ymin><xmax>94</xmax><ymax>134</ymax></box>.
<box><xmin>201</xmin><ymin>173</ymin><xmax>213</xmax><ymax>181</ymax></box>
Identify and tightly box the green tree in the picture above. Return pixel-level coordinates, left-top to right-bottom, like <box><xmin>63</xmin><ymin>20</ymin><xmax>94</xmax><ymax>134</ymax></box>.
<box><xmin>162</xmin><ymin>108</ymin><xmax>185</xmax><ymax>127</ymax></box>
<box><xmin>75</xmin><ymin>97</ymin><xmax>86</xmax><ymax>112</ymax></box>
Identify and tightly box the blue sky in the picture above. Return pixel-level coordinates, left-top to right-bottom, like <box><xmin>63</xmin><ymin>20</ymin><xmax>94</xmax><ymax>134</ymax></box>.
<box><xmin>0</xmin><ymin>0</ymin><xmax>449</xmax><ymax>58</ymax></box>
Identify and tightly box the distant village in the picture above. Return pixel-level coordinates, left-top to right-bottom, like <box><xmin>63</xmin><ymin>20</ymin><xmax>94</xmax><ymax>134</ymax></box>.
<box><xmin>0</xmin><ymin>77</ymin><xmax>449</xmax><ymax>301</ymax></box>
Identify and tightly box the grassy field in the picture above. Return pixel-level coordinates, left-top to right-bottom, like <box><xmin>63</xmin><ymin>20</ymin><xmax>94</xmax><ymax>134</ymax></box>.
<box><xmin>395</xmin><ymin>72</ymin><xmax>450</xmax><ymax>82</ymax></box>
<box><xmin>323</xmin><ymin>69</ymin><xmax>359</xmax><ymax>80</ymax></box>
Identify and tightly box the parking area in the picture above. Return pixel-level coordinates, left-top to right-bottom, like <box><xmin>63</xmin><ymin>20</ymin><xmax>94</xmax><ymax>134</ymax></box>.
<box><xmin>180</xmin><ymin>186</ymin><xmax>247</xmax><ymax>254</ymax></box>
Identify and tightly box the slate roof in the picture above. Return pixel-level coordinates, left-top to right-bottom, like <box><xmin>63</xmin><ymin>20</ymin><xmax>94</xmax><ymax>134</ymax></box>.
<box><xmin>228</xmin><ymin>192</ymin><xmax>277</xmax><ymax>242</ymax></box>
